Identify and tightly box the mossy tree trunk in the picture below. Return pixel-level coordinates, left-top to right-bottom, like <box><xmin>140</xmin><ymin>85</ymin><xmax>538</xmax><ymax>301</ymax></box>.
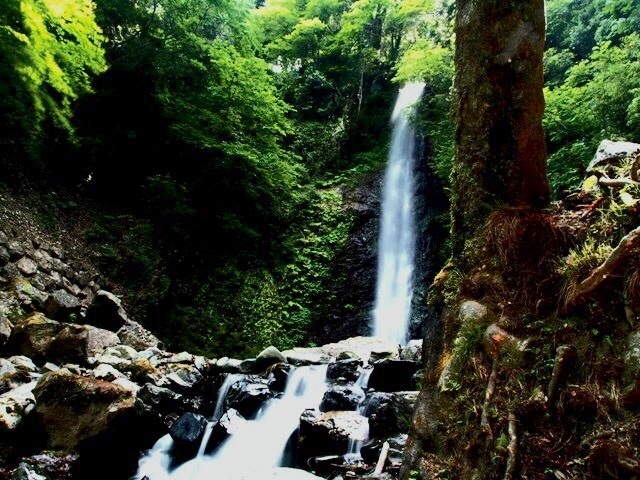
<box><xmin>451</xmin><ymin>0</ymin><xmax>550</xmax><ymax>258</ymax></box>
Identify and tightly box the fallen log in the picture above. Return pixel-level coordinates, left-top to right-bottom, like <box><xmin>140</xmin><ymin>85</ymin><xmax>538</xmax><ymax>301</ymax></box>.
<box><xmin>374</xmin><ymin>441</ymin><xmax>390</xmax><ymax>475</ymax></box>
<box><xmin>503</xmin><ymin>412</ymin><xmax>518</xmax><ymax>480</ymax></box>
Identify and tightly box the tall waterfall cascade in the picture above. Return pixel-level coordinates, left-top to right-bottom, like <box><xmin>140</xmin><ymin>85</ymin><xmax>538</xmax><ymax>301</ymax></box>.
<box><xmin>372</xmin><ymin>82</ymin><xmax>425</xmax><ymax>346</ymax></box>
<box><xmin>135</xmin><ymin>84</ymin><xmax>425</xmax><ymax>479</ymax></box>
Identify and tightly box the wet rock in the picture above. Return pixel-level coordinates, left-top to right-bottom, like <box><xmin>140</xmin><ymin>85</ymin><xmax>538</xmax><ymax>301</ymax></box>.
<box><xmin>85</xmin><ymin>290</ymin><xmax>129</xmax><ymax>331</ymax></box>
<box><xmin>16</xmin><ymin>258</ymin><xmax>37</xmax><ymax>276</ymax></box>
<box><xmin>255</xmin><ymin>346</ymin><xmax>287</xmax><ymax>371</ymax></box>
<box><xmin>137</xmin><ymin>383</ymin><xmax>186</xmax><ymax>416</ymax></box>
<box><xmin>266</xmin><ymin>363</ymin><xmax>292</xmax><ymax>392</ymax></box>
<box><xmin>239</xmin><ymin>359</ymin><xmax>256</xmax><ymax>373</ymax></box>
<box><xmin>368</xmin><ymin>359</ymin><xmax>419</xmax><ymax>392</ymax></box>
<box><xmin>0</xmin><ymin>381</ymin><xmax>37</xmax><ymax>431</ymax></box>
<box><xmin>326</xmin><ymin>359</ymin><xmax>362</xmax><ymax>383</ymax></box>
<box><xmin>361</xmin><ymin>434</ymin><xmax>407</xmax><ymax>466</ymax></box>
<box><xmin>10</xmin><ymin>452</ymin><xmax>78</xmax><ymax>480</ymax></box>
<box><xmin>369</xmin><ymin>348</ymin><xmax>397</xmax><ymax>363</ymax></box>
<box><xmin>224</xmin><ymin>377</ymin><xmax>272</xmax><ymax>418</ymax></box>
<box><xmin>299</xmin><ymin>410</ymin><xmax>368</xmax><ymax>459</ymax></box>
<box><xmin>170</xmin><ymin>412</ymin><xmax>208</xmax><ymax>445</ymax></box>
<box><xmin>165</xmin><ymin>364</ymin><xmax>203</xmax><ymax>391</ymax></box>
<box><xmin>365</xmin><ymin>392</ymin><xmax>417</xmax><ymax>437</ymax></box>
<box><xmin>117</xmin><ymin>321</ymin><xmax>161</xmax><ymax>350</ymax></box>
<box><xmin>320</xmin><ymin>386</ymin><xmax>365</xmax><ymax>412</ymax></box>
<box><xmin>282</xmin><ymin>351</ymin><xmax>325</xmax><ymax>366</ymax></box>
<box><xmin>400</xmin><ymin>339</ymin><xmax>422</xmax><ymax>363</ymax></box>
<box><xmin>44</xmin><ymin>290</ymin><xmax>81</xmax><ymax>321</ymax></box>
<box><xmin>211</xmin><ymin>408</ymin><xmax>246</xmax><ymax>445</ymax></box>
<box><xmin>33</xmin><ymin>371</ymin><xmax>136</xmax><ymax>449</ymax></box>
<box><xmin>0</xmin><ymin>312</ymin><xmax>12</xmax><ymax>346</ymax></box>
<box><xmin>587</xmin><ymin>140</ymin><xmax>640</xmax><ymax>173</ymax></box>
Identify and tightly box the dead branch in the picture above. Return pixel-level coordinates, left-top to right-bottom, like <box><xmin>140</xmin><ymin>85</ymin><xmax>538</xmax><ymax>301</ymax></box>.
<box><xmin>374</xmin><ymin>441</ymin><xmax>390</xmax><ymax>475</ymax></box>
<box><xmin>598</xmin><ymin>177</ymin><xmax>640</xmax><ymax>188</ymax></box>
<box><xmin>480</xmin><ymin>362</ymin><xmax>498</xmax><ymax>443</ymax></box>
<box><xmin>563</xmin><ymin>226</ymin><xmax>640</xmax><ymax>313</ymax></box>
<box><xmin>503</xmin><ymin>412</ymin><xmax>518</xmax><ymax>480</ymax></box>
<box><xmin>547</xmin><ymin>345</ymin><xmax>577</xmax><ymax>415</ymax></box>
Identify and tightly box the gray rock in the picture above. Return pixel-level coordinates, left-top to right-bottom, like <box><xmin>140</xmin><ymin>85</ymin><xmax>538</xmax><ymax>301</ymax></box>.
<box><xmin>224</xmin><ymin>377</ymin><xmax>272</xmax><ymax>418</ymax></box>
<box><xmin>41</xmin><ymin>363</ymin><xmax>60</xmax><ymax>373</ymax></box>
<box><xmin>255</xmin><ymin>346</ymin><xmax>287</xmax><ymax>371</ymax></box>
<box><xmin>117</xmin><ymin>320</ymin><xmax>161</xmax><ymax>350</ymax></box>
<box><xmin>459</xmin><ymin>300</ymin><xmax>489</xmax><ymax>325</ymax></box>
<box><xmin>137</xmin><ymin>383</ymin><xmax>185</xmax><ymax>413</ymax></box>
<box><xmin>165</xmin><ymin>364</ymin><xmax>203</xmax><ymax>390</ymax></box>
<box><xmin>239</xmin><ymin>358</ymin><xmax>256</xmax><ymax>373</ymax></box>
<box><xmin>112</xmin><ymin>377</ymin><xmax>140</xmax><ymax>393</ymax></box>
<box><xmin>0</xmin><ymin>381</ymin><xmax>37</xmax><ymax>431</ymax></box>
<box><xmin>92</xmin><ymin>364</ymin><xmax>125</xmax><ymax>381</ymax></box>
<box><xmin>587</xmin><ymin>140</ymin><xmax>640</xmax><ymax>172</ymax></box>
<box><xmin>0</xmin><ymin>246</ymin><xmax>10</xmax><ymax>264</ymax></box>
<box><xmin>44</xmin><ymin>289</ymin><xmax>81</xmax><ymax>320</ymax></box>
<box><xmin>9</xmin><ymin>314</ymin><xmax>64</xmax><ymax>361</ymax></box>
<box><xmin>103</xmin><ymin>344</ymin><xmax>137</xmax><ymax>361</ymax></box>
<box><xmin>320</xmin><ymin>385</ymin><xmax>365</xmax><ymax>412</ymax></box>
<box><xmin>299</xmin><ymin>410</ymin><xmax>368</xmax><ymax>459</ymax></box>
<box><xmin>170</xmin><ymin>412</ymin><xmax>208</xmax><ymax>445</ymax></box>
<box><xmin>400</xmin><ymin>339</ymin><xmax>423</xmax><ymax>363</ymax></box>
<box><xmin>15</xmin><ymin>258</ymin><xmax>38</xmax><ymax>276</ymax></box>
<box><xmin>0</xmin><ymin>358</ymin><xmax>17</xmax><ymax>375</ymax></box>
<box><xmin>10</xmin><ymin>462</ymin><xmax>48</xmax><ymax>480</ymax></box>
<box><xmin>365</xmin><ymin>391</ymin><xmax>418</xmax><ymax>437</ymax></box>
<box><xmin>9</xmin><ymin>356</ymin><xmax>38</xmax><ymax>373</ymax></box>
<box><xmin>326</xmin><ymin>359</ymin><xmax>362</xmax><ymax>383</ymax></box>
<box><xmin>7</xmin><ymin>241</ymin><xmax>23</xmax><ymax>260</ymax></box>
<box><xmin>0</xmin><ymin>312</ymin><xmax>12</xmax><ymax>346</ymax></box>
<box><xmin>11</xmin><ymin>278</ymin><xmax>47</xmax><ymax>309</ymax></box>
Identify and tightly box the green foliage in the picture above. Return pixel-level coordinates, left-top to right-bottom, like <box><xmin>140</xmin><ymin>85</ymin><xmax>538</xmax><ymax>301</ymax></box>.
<box><xmin>545</xmin><ymin>33</ymin><xmax>640</xmax><ymax>195</ymax></box>
<box><xmin>0</xmin><ymin>0</ymin><xmax>105</xmax><ymax>163</ymax></box>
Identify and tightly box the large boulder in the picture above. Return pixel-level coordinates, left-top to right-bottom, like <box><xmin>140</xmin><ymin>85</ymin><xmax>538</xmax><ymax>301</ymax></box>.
<box><xmin>8</xmin><ymin>313</ymin><xmax>64</xmax><ymax>361</ymax></box>
<box><xmin>169</xmin><ymin>412</ymin><xmax>208</xmax><ymax>446</ymax></box>
<box><xmin>326</xmin><ymin>359</ymin><xmax>361</xmax><ymax>383</ymax></box>
<box><xmin>587</xmin><ymin>140</ymin><xmax>640</xmax><ymax>173</ymax></box>
<box><xmin>400</xmin><ymin>340</ymin><xmax>423</xmax><ymax>363</ymax></box>
<box><xmin>85</xmin><ymin>290</ymin><xmax>129</xmax><ymax>331</ymax></box>
<box><xmin>365</xmin><ymin>391</ymin><xmax>418</xmax><ymax>438</ymax></box>
<box><xmin>33</xmin><ymin>371</ymin><xmax>136</xmax><ymax>449</ymax></box>
<box><xmin>44</xmin><ymin>290</ymin><xmax>81</xmax><ymax>321</ymax></box>
<box><xmin>299</xmin><ymin>410</ymin><xmax>368</xmax><ymax>459</ymax></box>
<box><xmin>255</xmin><ymin>346</ymin><xmax>287</xmax><ymax>371</ymax></box>
<box><xmin>0</xmin><ymin>381</ymin><xmax>37</xmax><ymax>431</ymax></box>
<box><xmin>223</xmin><ymin>377</ymin><xmax>272</xmax><ymax>419</ymax></box>
<box><xmin>367</xmin><ymin>359</ymin><xmax>419</xmax><ymax>392</ymax></box>
<box><xmin>320</xmin><ymin>386</ymin><xmax>365</xmax><ymax>412</ymax></box>
<box><xmin>207</xmin><ymin>408</ymin><xmax>247</xmax><ymax>452</ymax></box>
<box><xmin>48</xmin><ymin>324</ymin><xmax>120</xmax><ymax>365</ymax></box>
<box><xmin>284</xmin><ymin>337</ymin><xmax>399</xmax><ymax>364</ymax></box>
<box><xmin>117</xmin><ymin>320</ymin><xmax>161</xmax><ymax>350</ymax></box>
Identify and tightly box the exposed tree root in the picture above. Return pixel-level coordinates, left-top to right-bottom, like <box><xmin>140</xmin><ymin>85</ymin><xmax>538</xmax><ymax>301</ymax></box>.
<box><xmin>503</xmin><ymin>412</ymin><xmax>518</xmax><ymax>480</ymax></box>
<box><xmin>562</xmin><ymin>225</ymin><xmax>640</xmax><ymax>313</ymax></box>
<box><xmin>547</xmin><ymin>345</ymin><xmax>577</xmax><ymax>415</ymax></box>
<box><xmin>480</xmin><ymin>362</ymin><xmax>498</xmax><ymax>443</ymax></box>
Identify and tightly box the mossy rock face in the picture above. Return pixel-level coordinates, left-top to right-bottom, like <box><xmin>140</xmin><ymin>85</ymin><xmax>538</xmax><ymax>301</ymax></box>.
<box><xmin>33</xmin><ymin>371</ymin><xmax>136</xmax><ymax>449</ymax></box>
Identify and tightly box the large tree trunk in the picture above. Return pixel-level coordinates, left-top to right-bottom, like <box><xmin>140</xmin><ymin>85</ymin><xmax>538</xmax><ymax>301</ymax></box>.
<box><xmin>451</xmin><ymin>0</ymin><xmax>550</xmax><ymax>257</ymax></box>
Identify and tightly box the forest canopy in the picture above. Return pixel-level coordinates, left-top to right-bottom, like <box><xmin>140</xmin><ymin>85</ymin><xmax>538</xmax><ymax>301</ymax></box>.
<box><xmin>0</xmin><ymin>0</ymin><xmax>638</xmax><ymax>355</ymax></box>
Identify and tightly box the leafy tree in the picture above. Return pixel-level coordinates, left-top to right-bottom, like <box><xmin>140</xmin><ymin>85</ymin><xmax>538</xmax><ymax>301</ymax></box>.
<box><xmin>0</xmin><ymin>0</ymin><xmax>105</xmax><ymax>167</ymax></box>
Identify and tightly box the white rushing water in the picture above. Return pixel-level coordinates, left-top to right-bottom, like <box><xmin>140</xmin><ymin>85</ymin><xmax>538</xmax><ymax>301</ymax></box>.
<box><xmin>372</xmin><ymin>82</ymin><xmax>425</xmax><ymax>346</ymax></box>
<box><xmin>135</xmin><ymin>366</ymin><xmax>328</xmax><ymax>480</ymax></box>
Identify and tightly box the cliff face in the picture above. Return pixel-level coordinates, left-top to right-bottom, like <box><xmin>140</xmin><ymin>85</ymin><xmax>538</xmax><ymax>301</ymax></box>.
<box><xmin>316</xmin><ymin>137</ymin><xmax>448</xmax><ymax>345</ymax></box>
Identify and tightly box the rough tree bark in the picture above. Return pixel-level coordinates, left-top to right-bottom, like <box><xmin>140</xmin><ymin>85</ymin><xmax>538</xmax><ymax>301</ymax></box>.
<box><xmin>451</xmin><ymin>0</ymin><xmax>550</xmax><ymax>258</ymax></box>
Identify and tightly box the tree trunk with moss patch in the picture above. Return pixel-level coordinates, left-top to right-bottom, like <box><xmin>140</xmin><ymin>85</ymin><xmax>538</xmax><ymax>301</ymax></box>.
<box><xmin>451</xmin><ymin>0</ymin><xmax>550</xmax><ymax>258</ymax></box>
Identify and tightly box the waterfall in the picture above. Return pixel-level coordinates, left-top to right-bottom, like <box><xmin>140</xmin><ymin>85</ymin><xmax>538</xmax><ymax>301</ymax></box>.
<box><xmin>135</xmin><ymin>366</ymin><xmax>328</xmax><ymax>480</ymax></box>
<box><xmin>372</xmin><ymin>82</ymin><xmax>425</xmax><ymax>346</ymax></box>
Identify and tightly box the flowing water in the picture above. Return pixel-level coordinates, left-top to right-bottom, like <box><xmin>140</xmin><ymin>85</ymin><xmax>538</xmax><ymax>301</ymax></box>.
<box><xmin>372</xmin><ymin>82</ymin><xmax>426</xmax><ymax>346</ymax></box>
<box><xmin>135</xmin><ymin>366</ymin><xmax>328</xmax><ymax>480</ymax></box>
<box><xmin>135</xmin><ymin>83</ymin><xmax>424</xmax><ymax>477</ymax></box>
